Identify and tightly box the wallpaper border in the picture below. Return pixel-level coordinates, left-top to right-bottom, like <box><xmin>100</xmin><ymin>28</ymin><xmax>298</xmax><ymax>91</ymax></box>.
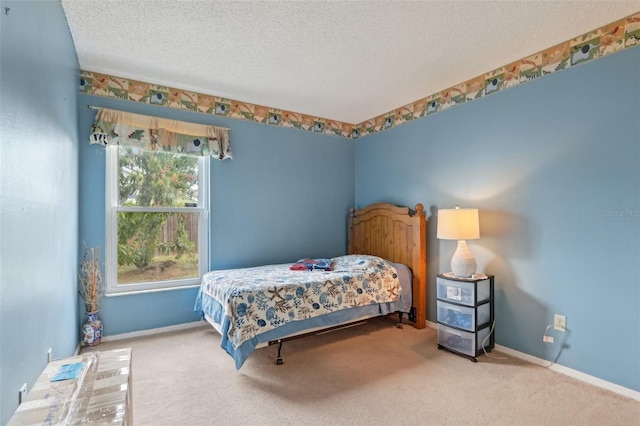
<box><xmin>79</xmin><ymin>12</ymin><xmax>639</xmax><ymax>140</ymax></box>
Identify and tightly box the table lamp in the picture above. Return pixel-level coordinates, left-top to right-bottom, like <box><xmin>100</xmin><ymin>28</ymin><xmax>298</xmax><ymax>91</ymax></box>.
<box><xmin>437</xmin><ymin>206</ymin><xmax>480</xmax><ymax>278</ymax></box>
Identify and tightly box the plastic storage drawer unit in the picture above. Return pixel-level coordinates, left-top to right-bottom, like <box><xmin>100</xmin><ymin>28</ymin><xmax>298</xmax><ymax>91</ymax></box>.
<box><xmin>436</xmin><ymin>276</ymin><xmax>491</xmax><ymax>307</ymax></box>
<box><xmin>436</xmin><ymin>274</ymin><xmax>495</xmax><ymax>361</ymax></box>
<box><xmin>437</xmin><ymin>300</ymin><xmax>491</xmax><ymax>331</ymax></box>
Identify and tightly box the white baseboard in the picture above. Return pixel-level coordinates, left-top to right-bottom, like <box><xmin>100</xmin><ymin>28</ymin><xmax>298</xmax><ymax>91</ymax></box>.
<box><xmin>101</xmin><ymin>320</ymin><xmax>208</xmax><ymax>342</ymax></box>
<box><xmin>425</xmin><ymin>320</ymin><xmax>640</xmax><ymax>401</ymax></box>
<box><xmin>494</xmin><ymin>344</ymin><xmax>640</xmax><ymax>401</ymax></box>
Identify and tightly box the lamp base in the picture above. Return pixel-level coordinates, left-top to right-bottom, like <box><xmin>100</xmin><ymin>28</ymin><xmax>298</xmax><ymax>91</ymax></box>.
<box><xmin>451</xmin><ymin>240</ymin><xmax>476</xmax><ymax>278</ymax></box>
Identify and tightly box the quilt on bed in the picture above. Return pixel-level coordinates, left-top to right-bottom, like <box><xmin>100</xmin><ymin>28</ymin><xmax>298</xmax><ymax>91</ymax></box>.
<box><xmin>194</xmin><ymin>255</ymin><xmax>402</xmax><ymax>367</ymax></box>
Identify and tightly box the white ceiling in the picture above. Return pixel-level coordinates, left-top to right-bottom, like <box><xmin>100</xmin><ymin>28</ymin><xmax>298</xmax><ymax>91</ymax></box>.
<box><xmin>61</xmin><ymin>1</ymin><xmax>640</xmax><ymax>124</ymax></box>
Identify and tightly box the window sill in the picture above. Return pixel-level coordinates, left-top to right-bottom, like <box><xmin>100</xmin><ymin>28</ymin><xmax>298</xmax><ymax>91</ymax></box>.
<box><xmin>106</xmin><ymin>284</ymin><xmax>200</xmax><ymax>297</ymax></box>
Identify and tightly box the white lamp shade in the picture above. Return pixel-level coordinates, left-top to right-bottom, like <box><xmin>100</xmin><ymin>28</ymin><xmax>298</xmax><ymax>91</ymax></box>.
<box><xmin>437</xmin><ymin>208</ymin><xmax>480</xmax><ymax>240</ymax></box>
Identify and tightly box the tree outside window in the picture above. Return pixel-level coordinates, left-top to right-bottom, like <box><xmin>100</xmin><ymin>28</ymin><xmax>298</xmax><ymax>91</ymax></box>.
<box><xmin>105</xmin><ymin>146</ymin><xmax>209</xmax><ymax>293</ymax></box>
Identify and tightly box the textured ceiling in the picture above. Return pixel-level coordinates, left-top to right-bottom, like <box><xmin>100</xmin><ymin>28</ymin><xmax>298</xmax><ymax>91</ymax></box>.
<box><xmin>61</xmin><ymin>1</ymin><xmax>640</xmax><ymax>124</ymax></box>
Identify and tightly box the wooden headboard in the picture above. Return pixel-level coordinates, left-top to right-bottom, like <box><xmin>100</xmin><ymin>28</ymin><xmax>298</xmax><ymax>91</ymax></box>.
<box><xmin>348</xmin><ymin>203</ymin><xmax>427</xmax><ymax>329</ymax></box>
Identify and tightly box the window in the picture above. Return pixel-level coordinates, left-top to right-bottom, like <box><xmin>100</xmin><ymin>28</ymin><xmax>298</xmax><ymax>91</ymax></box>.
<box><xmin>105</xmin><ymin>145</ymin><xmax>209</xmax><ymax>294</ymax></box>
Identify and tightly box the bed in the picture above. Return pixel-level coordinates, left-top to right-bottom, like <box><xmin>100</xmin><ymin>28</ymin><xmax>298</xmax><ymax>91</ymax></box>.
<box><xmin>194</xmin><ymin>202</ymin><xmax>427</xmax><ymax>368</ymax></box>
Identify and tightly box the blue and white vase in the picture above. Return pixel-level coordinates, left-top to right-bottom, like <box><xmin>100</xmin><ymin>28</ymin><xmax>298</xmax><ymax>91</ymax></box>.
<box><xmin>82</xmin><ymin>311</ymin><xmax>103</xmax><ymax>347</ymax></box>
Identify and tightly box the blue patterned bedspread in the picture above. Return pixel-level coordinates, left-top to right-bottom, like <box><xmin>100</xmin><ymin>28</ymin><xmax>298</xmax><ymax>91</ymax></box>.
<box><xmin>194</xmin><ymin>255</ymin><xmax>402</xmax><ymax>367</ymax></box>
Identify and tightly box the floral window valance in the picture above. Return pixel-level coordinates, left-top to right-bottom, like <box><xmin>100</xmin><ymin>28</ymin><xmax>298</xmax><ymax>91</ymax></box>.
<box><xmin>89</xmin><ymin>107</ymin><xmax>232</xmax><ymax>160</ymax></box>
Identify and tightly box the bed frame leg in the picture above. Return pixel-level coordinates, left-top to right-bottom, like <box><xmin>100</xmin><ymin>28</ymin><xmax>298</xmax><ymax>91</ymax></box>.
<box><xmin>409</xmin><ymin>306</ymin><xmax>416</xmax><ymax>323</ymax></box>
<box><xmin>396</xmin><ymin>312</ymin><xmax>404</xmax><ymax>329</ymax></box>
<box><xmin>275</xmin><ymin>340</ymin><xmax>284</xmax><ymax>365</ymax></box>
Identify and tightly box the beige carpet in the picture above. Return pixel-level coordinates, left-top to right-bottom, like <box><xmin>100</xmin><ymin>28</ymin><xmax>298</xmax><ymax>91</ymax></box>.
<box><xmin>86</xmin><ymin>317</ymin><xmax>639</xmax><ymax>426</ymax></box>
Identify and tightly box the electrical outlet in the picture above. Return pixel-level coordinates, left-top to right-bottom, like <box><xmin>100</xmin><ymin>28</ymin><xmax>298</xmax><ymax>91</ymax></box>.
<box><xmin>47</xmin><ymin>348</ymin><xmax>52</xmax><ymax>363</ymax></box>
<box><xmin>554</xmin><ymin>314</ymin><xmax>566</xmax><ymax>331</ymax></box>
<box><xmin>18</xmin><ymin>383</ymin><xmax>27</xmax><ymax>404</ymax></box>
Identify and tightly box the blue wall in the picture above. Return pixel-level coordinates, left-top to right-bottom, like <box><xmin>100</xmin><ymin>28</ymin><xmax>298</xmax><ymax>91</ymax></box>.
<box><xmin>78</xmin><ymin>94</ymin><xmax>355</xmax><ymax>335</ymax></box>
<box><xmin>0</xmin><ymin>1</ymin><xmax>80</xmax><ymax>423</ymax></box>
<box><xmin>355</xmin><ymin>47</ymin><xmax>640</xmax><ymax>391</ymax></box>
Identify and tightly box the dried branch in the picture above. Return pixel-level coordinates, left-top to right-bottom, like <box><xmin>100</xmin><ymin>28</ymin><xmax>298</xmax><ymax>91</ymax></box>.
<box><xmin>79</xmin><ymin>246</ymin><xmax>105</xmax><ymax>313</ymax></box>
